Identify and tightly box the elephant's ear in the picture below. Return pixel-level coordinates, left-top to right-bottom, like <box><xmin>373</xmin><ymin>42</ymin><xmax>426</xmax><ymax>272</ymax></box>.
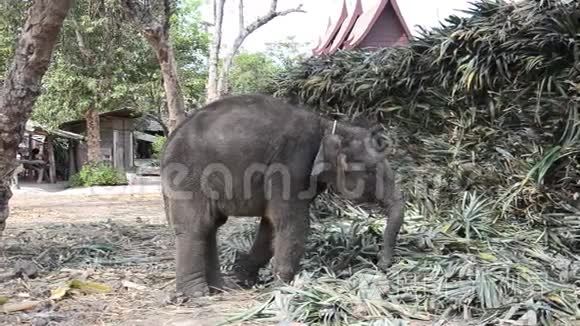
<box><xmin>310</xmin><ymin>135</ymin><xmax>342</xmax><ymax>177</ymax></box>
<box><xmin>367</xmin><ymin>124</ymin><xmax>389</xmax><ymax>154</ymax></box>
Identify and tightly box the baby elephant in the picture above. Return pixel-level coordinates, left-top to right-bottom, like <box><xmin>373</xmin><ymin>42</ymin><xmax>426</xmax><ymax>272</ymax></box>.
<box><xmin>161</xmin><ymin>94</ymin><xmax>404</xmax><ymax>297</ymax></box>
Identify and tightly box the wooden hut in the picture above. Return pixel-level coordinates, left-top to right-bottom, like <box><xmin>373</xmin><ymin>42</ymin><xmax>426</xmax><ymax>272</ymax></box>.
<box><xmin>16</xmin><ymin>120</ymin><xmax>85</xmax><ymax>185</ymax></box>
<box><xmin>59</xmin><ymin>108</ymin><xmax>163</xmax><ymax>174</ymax></box>
<box><xmin>59</xmin><ymin>108</ymin><xmax>141</xmax><ymax>173</ymax></box>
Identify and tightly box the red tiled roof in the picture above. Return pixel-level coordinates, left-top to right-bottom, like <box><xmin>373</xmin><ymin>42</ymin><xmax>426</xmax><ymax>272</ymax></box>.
<box><xmin>313</xmin><ymin>0</ymin><xmax>411</xmax><ymax>55</ymax></box>
<box><xmin>327</xmin><ymin>0</ymin><xmax>363</xmax><ymax>55</ymax></box>
<box><xmin>312</xmin><ymin>0</ymin><xmax>348</xmax><ymax>55</ymax></box>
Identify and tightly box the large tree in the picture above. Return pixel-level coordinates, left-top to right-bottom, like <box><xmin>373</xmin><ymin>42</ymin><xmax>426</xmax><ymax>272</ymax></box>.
<box><xmin>33</xmin><ymin>0</ymin><xmax>158</xmax><ymax>162</ymax></box>
<box><xmin>33</xmin><ymin>0</ymin><xmax>209</xmax><ymax>136</ymax></box>
<box><xmin>0</xmin><ymin>0</ymin><xmax>73</xmax><ymax>233</ymax></box>
<box><xmin>205</xmin><ymin>0</ymin><xmax>304</xmax><ymax>103</ymax></box>
<box><xmin>120</xmin><ymin>0</ymin><xmax>187</xmax><ymax>133</ymax></box>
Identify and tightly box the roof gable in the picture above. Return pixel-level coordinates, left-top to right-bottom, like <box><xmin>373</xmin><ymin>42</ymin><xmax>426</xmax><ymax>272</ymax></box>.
<box><xmin>312</xmin><ymin>0</ymin><xmax>411</xmax><ymax>55</ymax></box>
<box><xmin>312</xmin><ymin>1</ymin><xmax>348</xmax><ymax>55</ymax></box>
<box><xmin>327</xmin><ymin>0</ymin><xmax>363</xmax><ymax>55</ymax></box>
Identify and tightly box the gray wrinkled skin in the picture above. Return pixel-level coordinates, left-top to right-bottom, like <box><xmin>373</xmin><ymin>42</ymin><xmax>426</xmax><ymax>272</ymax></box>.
<box><xmin>161</xmin><ymin>94</ymin><xmax>404</xmax><ymax>297</ymax></box>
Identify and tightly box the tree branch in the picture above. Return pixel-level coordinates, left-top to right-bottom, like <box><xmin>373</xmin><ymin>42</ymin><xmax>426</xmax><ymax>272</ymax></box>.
<box><xmin>121</xmin><ymin>0</ymin><xmax>151</xmax><ymax>27</ymax></box>
<box><xmin>239</xmin><ymin>0</ymin><xmax>244</xmax><ymax>31</ymax></box>
<box><xmin>205</xmin><ymin>0</ymin><xmax>226</xmax><ymax>103</ymax></box>
<box><xmin>269</xmin><ymin>0</ymin><xmax>278</xmax><ymax>13</ymax></box>
<box><xmin>216</xmin><ymin>0</ymin><xmax>305</xmax><ymax>96</ymax></box>
<box><xmin>163</xmin><ymin>0</ymin><xmax>172</xmax><ymax>32</ymax></box>
<box><xmin>120</xmin><ymin>0</ymin><xmax>185</xmax><ymax>132</ymax></box>
<box><xmin>242</xmin><ymin>4</ymin><xmax>304</xmax><ymax>40</ymax></box>
<box><xmin>72</xmin><ymin>20</ymin><xmax>94</xmax><ymax>62</ymax></box>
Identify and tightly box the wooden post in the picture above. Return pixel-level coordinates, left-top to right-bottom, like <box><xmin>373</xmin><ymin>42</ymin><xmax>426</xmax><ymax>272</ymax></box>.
<box><xmin>47</xmin><ymin>136</ymin><xmax>56</xmax><ymax>184</ymax></box>
<box><xmin>27</xmin><ymin>133</ymin><xmax>33</xmax><ymax>180</ymax></box>
<box><xmin>68</xmin><ymin>140</ymin><xmax>76</xmax><ymax>179</ymax></box>
<box><xmin>128</xmin><ymin>131</ymin><xmax>134</xmax><ymax>169</ymax></box>
<box><xmin>36</xmin><ymin>166</ymin><xmax>44</xmax><ymax>183</ymax></box>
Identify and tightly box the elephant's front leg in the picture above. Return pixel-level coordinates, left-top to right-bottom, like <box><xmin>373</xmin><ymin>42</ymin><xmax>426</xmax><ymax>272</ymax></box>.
<box><xmin>170</xmin><ymin>199</ymin><xmax>212</xmax><ymax>298</ymax></box>
<box><xmin>269</xmin><ymin>202</ymin><xmax>310</xmax><ymax>283</ymax></box>
<box><xmin>234</xmin><ymin>216</ymin><xmax>274</xmax><ymax>286</ymax></box>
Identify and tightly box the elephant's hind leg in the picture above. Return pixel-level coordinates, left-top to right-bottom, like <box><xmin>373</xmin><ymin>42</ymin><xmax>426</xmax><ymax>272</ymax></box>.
<box><xmin>206</xmin><ymin>212</ymin><xmax>227</xmax><ymax>293</ymax></box>
<box><xmin>234</xmin><ymin>216</ymin><xmax>274</xmax><ymax>286</ymax></box>
<box><xmin>170</xmin><ymin>198</ymin><xmax>213</xmax><ymax>298</ymax></box>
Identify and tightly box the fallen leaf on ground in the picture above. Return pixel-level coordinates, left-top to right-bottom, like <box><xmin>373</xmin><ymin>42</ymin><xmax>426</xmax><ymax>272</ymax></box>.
<box><xmin>50</xmin><ymin>279</ymin><xmax>112</xmax><ymax>301</ymax></box>
<box><xmin>478</xmin><ymin>252</ymin><xmax>498</xmax><ymax>262</ymax></box>
<box><xmin>121</xmin><ymin>280</ymin><xmax>148</xmax><ymax>291</ymax></box>
<box><xmin>1</xmin><ymin>300</ymin><xmax>40</xmax><ymax>313</ymax></box>
<box><xmin>70</xmin><ymin>279</ymin><xmax>111</xmax><ymax>294</ymax></box>
<box><xmin>50</xmin><ymin>285</ymin><xmax>71</xmax><ymax>300</ymax></box>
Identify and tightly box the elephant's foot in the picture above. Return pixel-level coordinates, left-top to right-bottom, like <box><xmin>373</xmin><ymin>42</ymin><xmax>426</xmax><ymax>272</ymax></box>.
<box><xmin>179</xmin><ymin>284</ymin><xmax>210</xmax><ymax>298</ymax></box>
<box><xmin>232</xmin><ymin>253</ymin><xmax>261</xmax><ymax>287</ymax></box>
<box><xmin>377</xmin><ymin>253</ymin><xmax>394</xmax><ymax>272</ymax></box>
<box><xmin>269</xmin><ymin>276</ymin><xmax>289</xmax><ymax>289</ymax></box>
<box><xmin>176</xmin><ymin>275</ymin><xmax>210</xmax><ymax>298</ymax></box>
<box><xmin>163</xmin><ymin>290</ymin><xmax>191</xmax><ymax>305</ymax></box>
<box><xmin>233</xmin><ymin>264</ymin><xmax>259</xmax><ymax>288</ymax></box>
<box><xmin>272</xmin><ymin>263</ymin><xmax>297</xmax><ymax>285</ymax></box>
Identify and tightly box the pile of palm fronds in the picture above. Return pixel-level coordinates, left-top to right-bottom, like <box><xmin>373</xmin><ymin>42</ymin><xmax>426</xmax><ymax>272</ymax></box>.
<box><xmin>273</xmin><ymin>0</ymin><xmax>580</xmax><ymax>224</ymax></box>
<box><xmin>223</xmin><ymin>0</ymin><xmax>580</xmax><ymax>324</ymax></box>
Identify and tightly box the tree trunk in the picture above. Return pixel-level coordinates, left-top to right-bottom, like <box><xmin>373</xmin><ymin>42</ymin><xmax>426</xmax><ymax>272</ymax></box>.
<box><xmin>206</xmin><ymin>0</ymin><xmax>225</xmax><ymax>103</ymax></box>
<box><xmin>0</xmin><ymin>0</ymin><xmax>72</xmax><ymax>234</ymax></box>
<box><xmin>85</xmin><ymin>107</ymin><xmax>102</xmax><ymax>163</ymax></box>
<box><xmin>120</xmin><ymin>0</ymin><xmax>186</xmax><ymax>134</ymax></box>
<box><xmin>143</xmin><ymin>31</ymin><xmax>185</xmax><ymax>133</ymax></box>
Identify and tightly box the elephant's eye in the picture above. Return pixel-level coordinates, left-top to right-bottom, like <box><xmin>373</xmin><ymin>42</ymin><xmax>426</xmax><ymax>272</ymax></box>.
<box><xmin>372</xmin><ymin>136</ymin><xmax>388</xmax><ymax>151</ymax></box>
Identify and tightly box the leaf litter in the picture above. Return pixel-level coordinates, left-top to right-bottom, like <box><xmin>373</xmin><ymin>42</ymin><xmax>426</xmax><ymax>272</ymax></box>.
<box><xmin>3</xmin><ymin>0</ymin><xmax>580</xmax><ymax>325</ymax></box>
<box><xmin>223</xmin><ymin>0</ymin><xmax>580</xmax><ymax>325</ymax></box>
<box><xmin>0</xmin><ymin>200</ymin><xmax>264</xmax><ymax>326</ymax></box>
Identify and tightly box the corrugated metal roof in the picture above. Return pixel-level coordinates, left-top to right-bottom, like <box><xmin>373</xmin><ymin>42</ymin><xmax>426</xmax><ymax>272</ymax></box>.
<box><xmin>25</xmin><ymin>120</ymin><xmax>85</xmax><ymax>140</ymax></box>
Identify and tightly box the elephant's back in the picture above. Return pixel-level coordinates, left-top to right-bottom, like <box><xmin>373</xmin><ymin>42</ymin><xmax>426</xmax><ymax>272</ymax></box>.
<box><xmin>162</xmin><ymin>94</ymin><xmax>321</xmax><ymax>174</ymax></box>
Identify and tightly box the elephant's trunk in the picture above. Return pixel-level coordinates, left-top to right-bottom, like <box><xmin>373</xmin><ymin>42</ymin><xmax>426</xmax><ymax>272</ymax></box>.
<box><xmin>376</xmin><ymin>161</ymin><xmax>404</xmax><ymax>270</ymax></box>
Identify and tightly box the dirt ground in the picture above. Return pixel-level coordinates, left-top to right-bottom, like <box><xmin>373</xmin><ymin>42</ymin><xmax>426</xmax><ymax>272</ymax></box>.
<box><xmin>0</xmin><ymin>192</ymin><xmax>270</xmax><ymax>326</ymax></box>
<box><xmin>1</xmin><ymin>190</ymin><xmax>447</xmax><ymax>326</ymax></box>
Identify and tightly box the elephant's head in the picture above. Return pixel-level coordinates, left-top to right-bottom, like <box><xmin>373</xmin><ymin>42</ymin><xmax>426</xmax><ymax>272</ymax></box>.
<box><xmin>311</xmin><ymin>121</ymin><xmax>404</xmax><ymax>270</ymax></box>
<box><xmin>311</xmin><ymin>123</ymin><xmax>392</xmax><ymax>203</ymax></box>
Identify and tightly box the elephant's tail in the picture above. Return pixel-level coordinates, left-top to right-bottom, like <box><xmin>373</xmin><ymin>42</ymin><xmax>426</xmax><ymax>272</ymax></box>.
<box><xmin>161</xmin><ymin>185</ymin><xmax>172</xmax><ymax>226</ymax></box>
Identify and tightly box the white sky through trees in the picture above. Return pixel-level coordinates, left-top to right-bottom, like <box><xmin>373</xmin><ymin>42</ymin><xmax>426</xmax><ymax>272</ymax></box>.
<box><xmin>200</xmin><ymin>0</ymin><xmax>474</xmax><ymax>54</ymax></box>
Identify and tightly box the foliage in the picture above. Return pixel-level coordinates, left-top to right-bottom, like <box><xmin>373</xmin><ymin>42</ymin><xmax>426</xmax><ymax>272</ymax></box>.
<box><xmin>30</xmin><ymin>0</ymin><xmax>158</xmax><ymax>127</ymax></box>
<box><xmin>28</xmin><ymin>0</ymin><xmax>209</xmax><ymax>128</ymax></box>
<box><xmin>69</xmin><ymin>162</ymin><xmax>127</xmax><ymax>187</ymax></box>
<box><xmin>228</xmin><ymin>37</ymin><xmax>306</xmax><ymax>95</ymax></box>
<box><xmin>152</xmin><ymin>135</ymin><xmax>166</xmax><ymax>159</ymax></box>
<box><xmin>169</xmin><ymin>0</ymin><xmax>210</xmax><ymax>108</ymax></box>
<box><xmin>229</xmin><ymin>52</ymin><xmax>279</xmax><ymax>95</ymax></box>
<box><xmin>264</xmin><ymin>35</ymin><xmax>308</xmax><ymax>71</ymax></box>
<box><xmin>0</xmin><ymin>0</ymin><xmax>30</xmax><ymax>78</ymax></box>
<box><xmin>228</xmin><ymin>0</ymin><xmax>580</xmax><ymax>324</ymax></box>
